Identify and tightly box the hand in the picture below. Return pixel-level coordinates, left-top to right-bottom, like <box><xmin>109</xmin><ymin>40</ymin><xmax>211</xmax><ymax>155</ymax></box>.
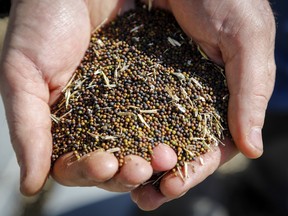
<box><xmin>0</xmin><ymin>0</ymin><xmax>275</xmax><ymax>211</ymax></box>
<box><xmin>131</xmin><ymin>0</ymin><xmax>276</xmax><ymax>210</ymax></box>
<box><xmin>0</xmin><ymin>0</ymin><xmax>178</xmax><ymax>196</ymax></box>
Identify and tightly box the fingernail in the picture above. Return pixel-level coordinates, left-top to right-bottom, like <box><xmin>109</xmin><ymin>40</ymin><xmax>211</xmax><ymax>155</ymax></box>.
<box><xmin>248</xmin><ymin>127</ymin><xmax>263</xmax><ymax>153</ymax></box>
<box><xmin>123</xmin><ymin>184</ymin><xmax>139</xmax><ymax>190</ymax></box>
<box><xmin>131</xmin><ymin>193</ymin><xmax>139</xmax><ymax>204</ymax></box>
<box><xmin>19</xmin><ymin>164</ymin><xmax>26</xmax><ymax>193</ymax></box>
<box><xmin>20</xmin><ymin>163</ymin><xmax>25</xmax><ymax>184</ymax></box>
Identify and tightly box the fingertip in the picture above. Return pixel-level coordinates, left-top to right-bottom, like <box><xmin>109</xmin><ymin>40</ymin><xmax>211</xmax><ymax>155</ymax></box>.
<box><xmin>247</xmin><ymin>127</ymin><xmax>263</xmax><ymax>157</ymax></box>
<box><xmin>52</xmin><ymin>151</ymin><xmax>119</xmax><ymax>186</ymax></box>
<box><xmin>19</xmin><ymin>158</ymin><xmax>50</xmax><ymax>196</ymax></box>
<box><xmin>151</xmin><ymin>144</ymin><xmax>177</xmax><ymax>172</ymax></box>
<box><xmin>94</xmin><ymin>155</ymin><xmax>154</xmax><ymax>192</ymax></box>
<box><xmin>20</xmin><ymin>174</ymin><xmax>48</xmax><ymax>196</ymax></box>
<box><xmin>17</xmin><ymin>139</ymin><xmax>52</xmax><ymax>196</ymax></box>
<box><xmin>238</xmin><ymin>127</ymin><xmax>263</xmax><ymax>159</ymax></box>
<box><xmin>159</xmin><ymin>172</ymin><xmax>187</xmax><ymax>199</ymax></box>
<box><xmin>82</xmin><ymin>151</ymin><xmax>119</xmax><ymax>182</ymax></box>
<box><xmin>227</xmin><ymin>94</ymin><xmax>265</xmax><ymax>159</ymax></box>
<box><xmin>117</xmin><ymin>155</ymin><xmax>153</xmax><ymax>186</ymax></box>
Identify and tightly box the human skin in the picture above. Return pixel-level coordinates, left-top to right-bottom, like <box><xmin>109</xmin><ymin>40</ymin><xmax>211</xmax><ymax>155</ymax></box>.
<box><xmin>0</xmin><ymin>0</ymin><xmax>275</xmax><ymax>211</ymax></box>
<box><xmin>131</xmin><ymin>0</ymin><xmax>275</xmax><ymax>210</ymax></box>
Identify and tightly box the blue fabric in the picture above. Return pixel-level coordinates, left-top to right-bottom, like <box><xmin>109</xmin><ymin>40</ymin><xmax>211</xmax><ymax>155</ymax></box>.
<box><xmin>268</xmin><ymin>1</ymin><xmax>288</xmax><ymax>111</ymax></box>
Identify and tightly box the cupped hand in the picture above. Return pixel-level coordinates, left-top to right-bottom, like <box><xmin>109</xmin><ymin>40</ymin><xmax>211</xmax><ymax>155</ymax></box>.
<box><xmin>0</xmin><ymin>0</ymin><xmax>276</xmax><ymax>211</ymax></box>
<box><xmin>131</xmin><ymin>0</ymin><xmax>276</xmax><ymax>210</ymax></box>
<box><xmin>0</xmin><ymin>0</ymin><xmax>177</xmax><ymax>196</ymax></box>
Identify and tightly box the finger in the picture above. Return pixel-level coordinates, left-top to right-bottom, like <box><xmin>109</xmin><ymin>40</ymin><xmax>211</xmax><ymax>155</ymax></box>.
<box><xmin>131</xmin><ymin>184</ymin><xmax>171</xmax><ymax>211</ymax></box>
<box><xmin>98</xmin><ymin>155</ymin><xmax>153</xmax><ymax>192</ymax></box>
<box><xmin>52</xmin><ymin>143</ymin><xmax>176</xmax><ymax>190</ymax></box>
<box><xmin>132</xmin><ymin>138</ymin><xmax>237</xmax><ymax>210</ymax></box>
<box><xmin>0</xmin><ymin>53</ymin><xmax>52</xmax><ymax>196</ymax></box>
<box><xmin>99</xmin><ymin>144</ymin><xmax>177</xmax><ymax>191</ymax></box>
<box><xmin>52</xmin><ymin>151</ymin><xmax>119</xmax><ymax>186</ymax></box>
<box><xmin>219</xmin><ymin>1</ymin><xmax>276</xmax><ymax>158</ymax></box>
<box><xmin>151</xmin><ymin>144</ymin><xmax>177</xmax><ymax>172</ymax></box>
<box><xmin>53</xmin><ymin>152</ymin><xmax>153</xmax><ymax>192</ymax></box>
<box><xmin>160</xmin><ymin>139</ymin><xmax>237</xmax><ymax>198</ymax></box>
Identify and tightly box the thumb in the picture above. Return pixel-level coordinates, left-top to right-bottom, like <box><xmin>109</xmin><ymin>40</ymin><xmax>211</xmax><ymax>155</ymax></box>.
<box><xmin>225</xmin><ymin>50</ymin><xmax>275</xmax><ymax>158</ymax></box>
<box><xmin>219</xmin><ymin>3</ymin><xmax>276</xmax><ymax>158</ymax></box>
<box><xmin>0</xmin><ymin>50</ymin><xmax>52</xmax><ymax>196</ymax></box>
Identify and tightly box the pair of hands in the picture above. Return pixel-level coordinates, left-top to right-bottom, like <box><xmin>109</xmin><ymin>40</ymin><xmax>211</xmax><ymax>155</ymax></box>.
<box><xmin>0</xmin><ymin>0</ymin><xmax>275</xmax><ymax>211</ymax></box>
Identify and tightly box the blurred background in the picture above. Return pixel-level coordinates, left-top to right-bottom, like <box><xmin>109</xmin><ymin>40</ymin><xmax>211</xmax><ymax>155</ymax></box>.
<box><xmin>1</xmin><ymin>0</ymin><xmax>287</xmax><ymax>216</ymax></box>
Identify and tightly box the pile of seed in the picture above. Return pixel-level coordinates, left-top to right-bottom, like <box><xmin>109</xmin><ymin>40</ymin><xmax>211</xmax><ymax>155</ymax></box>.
<box><xmin>50</xmin><ymin>3</ymin><xmax>230</xmax><ymax>175</ymax></box>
